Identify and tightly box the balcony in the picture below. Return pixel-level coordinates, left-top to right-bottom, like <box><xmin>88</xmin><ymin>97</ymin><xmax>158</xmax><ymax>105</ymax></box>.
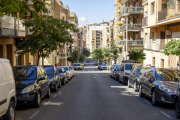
<box><xmin>158</xmin><ymin>3</ymin><xmax>180</xmax><ymax>22</ymax></box>
<box><xmin>120</xmin><ymin>7</ymin><xmax>144</xmax><ymax>17</ymax></box>
<box><xmin>15</xmin><ymin>18</ymin><xmax>25</xmax><ymax>37</ymax></box>
<box><xmin>142</xmin><ymin>17</ymin><xmax>148</xmax><ymax>27</ymax></box>
<box><xmin>120</xmin><ymin>40</ymin><xmax>143</xmax><ymax>46</ymax></box>
<box><xmin>142</xmin><ymin>0</ymin><xmax>148</xmax><ymax>5</ymax></box>
<box><xmin>120</xmin><ymin>24</ymin><xmax>142</xmax><ymax>31</ymax></box>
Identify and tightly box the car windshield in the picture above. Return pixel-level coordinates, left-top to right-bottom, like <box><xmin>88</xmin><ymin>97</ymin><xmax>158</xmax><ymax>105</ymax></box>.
<box><xmin>102</xmin><ymin>64</ymin><xmax>106</xmax><ymax>66</ymax></box>
<box><xmin>136</xmin><ymin>67</ymin><xmax>147</xmax><ymax>76</ymax></box>
<box><xmin>125</xmin><ymin>64</ymin><xmax>133</xmax><ymax>70</ymax></box>
<box><xmin>75</xmin><ymin>64</ymin><xmax>80</xmax><ymax>66</ymax></box>
<box><xmin>63</xmin><ymin>67</ymin><xmax>69</xmax><ymax>71</ymax></box>
<box><xmin>57</xmin><ymin>68</ymin><xmax>63</xmax><ymax>73</ymax></box>
<box><xmin>117</xmin><ymin>66</ymin><xmax>121</xmax><ymax>71</ymax></box>
<box><xmin>44</xmin><ymin>66</ymin><xmax>54</xmax><ymax>75</ymax></box>
<box><xmin>113</xmin><ymin>65</ymin><xmax>118</xmax><ymax>69</ymax></box>
<box><xmin>69</xmin><ymin>67</ymin><xmax>73</xmax><ymax>69</ymax></box>
<box><xmin>13</xmin><ymin>67</ymin><xmax>37</xmax><ymax>80</ymax></box>
<box><xmin>155</xmin><ymin>69</ymin><xmax>180</xmax><ymax>81</ymax></box>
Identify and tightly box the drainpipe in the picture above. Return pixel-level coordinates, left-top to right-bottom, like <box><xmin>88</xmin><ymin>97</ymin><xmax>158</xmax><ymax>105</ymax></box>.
<box><xmin>126</xmin><ymin>16</ymin><xmax>128</xmax><ymax>60</ymax></box>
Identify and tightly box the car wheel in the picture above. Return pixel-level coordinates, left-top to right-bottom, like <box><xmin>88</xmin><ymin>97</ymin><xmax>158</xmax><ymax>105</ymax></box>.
<box><xmin>176</xmin><ymin>99</ymin><xmax>180</xmax><ymax>119</ymax></box>
<box><xmin>3</xmin><ymin>99</ymin><xmax>15</xmax><ymax>120</ymax></box>
<box><xmin>127</xmin><ymin>79</ymin><xmax>131</xmax><ymax>88</ymax></box>
<box><xmin>151</xmin><ymin>90</ymin><xmax>158</xmax><ymax>106</ymax></box>
<box><xmin>46</xmin><ymin>87</ymin><xmax>51</xmax><ymax>98</ymax></box>
<box><xmin>54</xmin><ymin>83</ymin><xmax>58</xmax><ymax>92</ymax></box>
<box><xmin>58</xmin><ymin>80</ymin><xmax>61</xmax><ymax>88</ymax></box>
<box><xmin>34</xmin><ymin>91</ymin><xmax>41</xmax><ymax>108</ymax></box>
<box><xmin>63</xmin><ymin>79</ymin><xmax>66</xmax><ymax>85</ymax></box>
<box><xmin>116</xmin><ymin>76</ymin><xmax>118</xmax><ymax>81</ymax></box>
<box><xmin>139</xmin><ymin>84</ymin><xmax>145</xmax><ymax>97</ymax></box>
<box><xmin>133</xmin><ymin>82</ymin><xmax>138</xmax><ymax>92</ymax></box>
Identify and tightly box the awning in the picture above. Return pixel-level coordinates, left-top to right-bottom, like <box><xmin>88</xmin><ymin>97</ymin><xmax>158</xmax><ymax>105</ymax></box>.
<box><xmin>55</xmin><ymin>55</ymin><xmax>63</xmax><ymax>59</ymax></box>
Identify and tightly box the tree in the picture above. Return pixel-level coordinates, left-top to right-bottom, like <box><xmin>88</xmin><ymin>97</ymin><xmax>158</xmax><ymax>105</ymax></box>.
<box><xmin>79</xmin><ymin>54</ymin><xmax>86</xmax><ymax>63</ymax></box>
<box><xmin>102</xmin><ymin>48</ymin><xmax>110</xmax><ymax>63</ymax></box>
<box><xmin>82</xmin><ymin>48</ymin><xmax>90</xmax><ymax>57</ymax></box>
<box><xmin>92</xmin><ymin>48</ymin><xmax>104</xmax><ymax>60</ymax></box>
<box><xmin>128</xmin><ymin>50</ymin><xmax>146</xmax><ymax>62</ymax></box>
<box><xmin>67</xmin><ymin>48</ymin><xmax>79</xmax><ymax>63</ymax></box>
<box><xmin>20</xmin><ymin>15</ymin><xmax>79</xmax><ymax>65</ymax></box>
<box><xmin>164</xmin><ymin>39</ymin><xmax>180</xmax><ymax>56</ymax></box>
<box><xmin>110</xmin><ymin>40</ymin><xmax>120</xmax><ymax>63</ymax></box>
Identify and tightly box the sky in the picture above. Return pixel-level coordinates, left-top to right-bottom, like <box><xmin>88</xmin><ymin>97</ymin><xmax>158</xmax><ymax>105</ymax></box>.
<box><xmin>61</xmin><ymin>0</ymin><xmax>115</xmax><ymax>26</ymax></box>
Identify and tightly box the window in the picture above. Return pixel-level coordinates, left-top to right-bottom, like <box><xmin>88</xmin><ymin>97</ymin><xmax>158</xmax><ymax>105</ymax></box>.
<box><xmin>92</xmin><ymin>32</ymin><xmax>95</xmax><ymax>34</ymax></box>
<box><xmin>161</xmin><ymin>59</ymin><xmax>164</xmax><ymax>68</ymax></box>
<box><xmin>92</xmin><ymin>44</ymin><xmax>95</xmax><ymax>46</ymax></box>
<box><xmin>145</xmin><ymin>33</ymin><xmax>147</xmax><ymax>42</ymax></box>
<box><xmin>152</xmin><ymin>57</ymin><xmax>155</xmax><ymax>66</ymax></box>
<box><xmin>151</xmin><ymin>2</ymin><xmax>155</xmax><ymax>14</ymax></box>
<box><xmin>160</xmin><ymin>31</ymin><xmax>165</xmax><ymax>39</ymax></box>
<box><xmin>152</xmin><ymin>32</ymin><xmax>155</xmax><ymax>41</ymax></box>
<box><xmin>145</xmin><ymin>11</ymin><xmax>148</xmax><ymax>17</ymax></box>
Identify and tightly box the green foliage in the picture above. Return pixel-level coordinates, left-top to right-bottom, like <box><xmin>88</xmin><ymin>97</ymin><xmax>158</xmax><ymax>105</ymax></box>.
<box><xmin>164</xmin><ymin>39</ymin><xmax>180</xmax><ymax>56</ymax></box>
<box><xmin>79</xmin><ymin>54</ymin><xmax>86</xmax><ymax>63</ymax></box>
<box><xmin>110</xmin><ymin>39</ymin><xmax>120</xmax><ymax>62</ymax></box>
<box><xmin>67</xmin><ymin>48</ymin><xmax>79</xmax><ymax>63</ymax></box>
<box><xmin>82</xmin><ymin>48</ymin><xmax>90</xmax><ymax>57</ymax></box>
<box><xmin>20</xmin><ymin>15</ymin><xmax>79</xmax><ymax>65</ymax></box>
<box><xmin>102</xmin><ymin>48</ymin><xmax>110</xmax><ymax>62</ymax></box>
<box><xmin>128</xmin><ymin>50</ymin><xmax>146</xmax><ymax>62</ymax></box>
<box><xmin>92</xmin><ymin>48</ymin><xmax>103</xmax><ymax>60</ymax></box>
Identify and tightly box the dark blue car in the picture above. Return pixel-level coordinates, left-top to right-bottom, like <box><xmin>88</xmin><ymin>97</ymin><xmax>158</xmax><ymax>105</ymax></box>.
<box><xmin>43</xmin><ymin>65</ymin><xmax>61</xmax><ymax>92</ymax></box>
<box><xmin>13</xmin><ymin>65</ymin><xmax>51</xmax><ymax>108</ymax></box>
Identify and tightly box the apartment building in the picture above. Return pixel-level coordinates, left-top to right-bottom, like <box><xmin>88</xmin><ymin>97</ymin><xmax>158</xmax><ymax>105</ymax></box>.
<box><xmin>79</xmin><ymin>26</ymin><xmax>87</xmax><ymax>48</ymax></box>
<box><xmin>143</xmin><ymin>0</ymin><xmax>180</xmax><ymax>68</ymax></box>
<box><xmin>118</xmin><ymin>0</ymin><xmax>144</xmax><ymax>60</ymax></box>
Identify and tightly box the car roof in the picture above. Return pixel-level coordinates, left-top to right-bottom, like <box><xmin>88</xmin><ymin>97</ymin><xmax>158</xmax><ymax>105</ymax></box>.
<box><xmin>43</xmin><ymin>65</ymin><xmax>54</xmax><ymax>67</ymax></box>
<box><xmin>0</xmin><ymin>58</ymin><xmax>10</xmax><ymax>62</ymax></box>
<box><xmin>13</xmin><ymin>65</ymin><xmax>39</xmax><ymax>68</ymax></box>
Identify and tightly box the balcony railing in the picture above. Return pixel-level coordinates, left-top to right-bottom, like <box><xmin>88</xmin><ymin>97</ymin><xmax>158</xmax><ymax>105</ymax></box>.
<box><xmin>158</xmin><ymin>3</ymin><xmax>180</xmax><ymax>22</ymax></box>
<box><xmin>120</xmin><ymin>40</ymin><xmax>143</xmax><ymax>46</ymax></box>
<box><xmin>120</xmin><ymin>24</ymin><xmax>142</xmax><ymax>31</ymax></box>
<box><xmin>120</xmin><ymin>7</ymin><xmax>144</xmax><ymax>16</ymax></box>
<box><xmin>142</xmin><ymin>17</ymin><xmax>148</xmax><ymax>27</ymax></box>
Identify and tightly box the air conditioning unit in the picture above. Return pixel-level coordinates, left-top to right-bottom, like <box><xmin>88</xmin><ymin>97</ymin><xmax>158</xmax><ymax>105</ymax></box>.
<box><xmin>166</xmin><ymin>30</ymin><xmax>172</xmax><ymax>35</ymax></box>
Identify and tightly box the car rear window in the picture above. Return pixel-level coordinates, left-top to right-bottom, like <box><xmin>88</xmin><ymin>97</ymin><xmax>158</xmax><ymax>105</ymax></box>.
<box><xmin>57</xmin><ymin>68</ymin><xmax>63</xmax><ymax>73</ymax></box>
<box><xmin>125</xmin><ymin>64</ymin><xmax>133</xmax><ymax>70</ymax></box>
<box><xmin>63</xmin><ymin>67</ymin><xmax>69</xmax><ymax>71</ymax></box>
<box><xmin>44</xmin><ymin>66</ymin><xmax>54</xmax><ymax>75</ymax></box>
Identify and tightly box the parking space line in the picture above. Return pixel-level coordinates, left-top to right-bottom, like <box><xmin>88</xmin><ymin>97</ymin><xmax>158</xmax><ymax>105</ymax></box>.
<box><xmin>143</xmin><ymin>100</ymin><xmax>152</xmax><ymax>106</ymax></box>
<box><xmin>53</xmin><ymin>95</ymin><xmax>57</xmax><ymax>98</ymax></box>
<box><xmin>29</xmin><ymin>110</ymin><xmax>40</xmax><ymax>119</ymax></box>
<box><xmin>63</xmin><ymin>87</ymin><xmax>65</xmax><ymax>89</ymax></box>
<box><xmin>59</xmin><ymin>90</ymin><xmax>62</xmax><ymax>94</ymax></box>
<box><xmin>160</xmin><ymin>111</ymin><xmax>172</xmax><ymax>119</ymax></box>
<box><xmin>45</xmin><ymin>101</ymin><xmax>50</xmax><ymax>105</ymax></box>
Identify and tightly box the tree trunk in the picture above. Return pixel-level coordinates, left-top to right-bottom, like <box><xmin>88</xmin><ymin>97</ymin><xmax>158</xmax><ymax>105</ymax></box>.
<box><xmin>37</xmin><ymin>52</ymin><xmax>40</xmax><ymax>65</ymax></box>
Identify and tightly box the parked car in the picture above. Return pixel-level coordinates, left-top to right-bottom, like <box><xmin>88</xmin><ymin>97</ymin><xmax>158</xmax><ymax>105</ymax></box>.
<box><xmin>110</xmin><ymin>64</ymin><xmax>119</xmax><ymax>78</ymax></box>
<box><xmin>175</xmin><ymin>82</ymin><xmax>180</xmax><ymax>119</ymax></box>
<box><xmin>98</xmin><ymin>63</ymin><xmax>102</xmax><ymax>69</ymax></box>
<box><xmin>128</xmin><ymin>66</ymin><xmax>148</xmax><ymax>92</ymax></box>
<box><xmin>73</xmin><ymin>63</ymin><xmax>83</xmax><ymax>70</ymax></box>
<box><xmin>62</xmin><ymin>66</ymin><xmax>72</xmax><ymax>80</ymax></box>
<box><xmin>57</xmin><ymin>67</ymin><xmax>68</xmax><ymax>85</ymax></box>
<box><xmin>69</xmin><ymin>66</ymin><xmax>75</xmax><ymax>77</ymax></box>
<box><xmin>14</xmin><ymin>65</ymin><xmax>50</xmax><ymax>108</ymax></box>
<box><xmin>114</xmin><ymin>65</ymin><xmax>121</xmax><ymax>81</ymax></box>
<box><xmin>43</xmin><ymin>65</ymin><xmax>61</xmax><ymax>92</ymax></box>
<box><xmin>0</xmin><ymin>59</ymin><xmax>16</xmax><ymax>120</ymax></box>
<box><xmin>119</xmin><ymin>63</ymin><xmax>136</xmax><ymax>85</ymax></box>
<box><xmin>100</xmin><ymin>64</ymin><xmax>108</xmax><ymax>70</ymax></box>
<box><xmin>139</xmin><ymin>68</ymin><xmax>179</xmax><ymax>106</ymax></box>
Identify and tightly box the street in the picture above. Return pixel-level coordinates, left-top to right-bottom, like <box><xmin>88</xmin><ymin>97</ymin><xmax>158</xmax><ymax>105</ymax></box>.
<box><xmin>15</xmin><ymin>63</ymin><xmax>178</xmax><ymax>120</ymax></box>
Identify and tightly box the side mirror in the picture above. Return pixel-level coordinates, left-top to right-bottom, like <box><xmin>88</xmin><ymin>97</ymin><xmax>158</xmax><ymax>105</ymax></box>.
<box><xmin>39</xmin><ymin>77</ymin><xmax>45</xmax><ymax>81</ymax></box>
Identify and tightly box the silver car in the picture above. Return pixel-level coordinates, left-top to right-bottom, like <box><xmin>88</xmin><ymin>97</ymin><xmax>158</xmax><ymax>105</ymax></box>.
<box><xmin>110</xmin><ymin>64</ymin><xmax>120</xmax><ymax>78</ymax></box>
<box><xmin>73</xmin><ymin>63</ymin><xmax>83</xmax><ymax>70</ymax></box>
<box><xmin>61</xmin><ymin>66</ymin><xmax>72</xmax><ymax>80</ymax></box>
<box><xmin>69</xmin><ymin>66</ymin><xmax>75</xmax><ymax>77</ymax></box>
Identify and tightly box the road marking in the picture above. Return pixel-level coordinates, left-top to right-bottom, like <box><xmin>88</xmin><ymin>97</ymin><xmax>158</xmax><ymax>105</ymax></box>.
<box><xmin>63</xmin><ymin>87</ymin><xmax>65</xmax><ymax>89</ymax></box>
<box><xmin>160</xmin><ymin>111</ymin><xmax>172</xmax><ymax>119</ymax></box>
<box><xmin>29</xmin><ymin>110</ymin><xmax>40</xmax><ymax>119</ymax></box>
<box><xmin>53</xmin><ymin>95</ymin><xmax>57</xmax><ymax>98</ymax></box>
<box><xmin>59</xmin><ymin>90</ymin><xmax>62</xmax><ymax>93</ymax></box>
<box><xmin>45</xmin><ymin>101</ymin><xmax>50</xmax><ymax>105</ymax></box>
<box><xmin>143</xmin><ymin>100</ymin><xmax>152</xmax><ymax>106</ymax></box>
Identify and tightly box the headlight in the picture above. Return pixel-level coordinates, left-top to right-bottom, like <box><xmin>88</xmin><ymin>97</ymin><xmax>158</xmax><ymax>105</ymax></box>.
<box><xmin>159</xmin><ymin>85</ymin><xmax>176</xmax><ymax>93</ymax></box>
<box><xmin>22</xmin><ymin>85</ymin><xmax>34</xmax><ymax>94</ymax></box>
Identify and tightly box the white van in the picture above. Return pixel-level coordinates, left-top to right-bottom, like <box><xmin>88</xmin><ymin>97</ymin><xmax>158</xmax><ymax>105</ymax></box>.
<box><xmin>0</xmin><ymin>59</ymin><xmax>16</xmax><ymax>120</ymax></box>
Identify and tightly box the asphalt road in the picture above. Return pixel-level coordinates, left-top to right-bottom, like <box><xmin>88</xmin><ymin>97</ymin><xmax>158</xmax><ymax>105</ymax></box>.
<box><xmin>15</xmin><ymin>64</ymin><xmax>178</xmax><ymax>120</ymax></box>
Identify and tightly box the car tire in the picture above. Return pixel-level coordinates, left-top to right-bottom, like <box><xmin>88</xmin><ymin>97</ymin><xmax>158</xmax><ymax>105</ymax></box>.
<box><xmin>116</xmin><ymin>76</ymin><xmax>118</xmax><ymax>81</ymax></box>
<box><xmin>139</xmin><ymin>84</ymin><xmax>145</xmax><ymax>97</ymax></box>
<box><xmin>58</xmin><ymin>80</ymin><xmax>61</xmax><ymax>88</ymax></box>
<box><xmin>54</xmin><ymin>83</ymin><xmax>58</xmax><ymax>92</ymax></box>
<box><xmin>46</xmin><ymin>87</ymin><xmax>51</xmax><ymax>98</ymax></box>
<box><xmin>151</xmin><ymin>90</ymin><xmax>158</xmax><ymax>106</ymax></box>
<box><xmin>34</xmin><ymin>91</ymin><xmax>41</xmax><ymax>108</ymax></box>
<box><xmin>127</xmin><ymin>79</ymin><xmax>131</xmax><ymax>88</ymax></box>
<box><xmin>62</xmin><ymin>79</ymin><xmax>66</xmax><ymax>85</ymax></box>
<box><xmin>133</xmin><ymin>82</ymin><xmax>138</xmax><ymax>92</ymax></box>
<box><xmin>3</xmin><ymin>99</ymin><xmax>16</xmax><ymax>120</ymax></box>
<box><xmin>175</xmin><ymin>99</ymin><xmax>180</xmax><ymax>119</ymax></box>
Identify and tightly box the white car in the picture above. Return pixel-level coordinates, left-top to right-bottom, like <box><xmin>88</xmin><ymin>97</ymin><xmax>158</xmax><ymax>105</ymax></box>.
<box><xmin>62</xmin><ymin>66</ymin><xmax>72</xmax><ymax>80</ymax></box>
<box><xmin>0</xmin><ymin>59</ymin><xmax>16</xmax><ymax>120</ymax></box>
<box><xmin>69</xmin><ymin>66</ymin><xmax>75</xmax><ymax>77</ymax></box>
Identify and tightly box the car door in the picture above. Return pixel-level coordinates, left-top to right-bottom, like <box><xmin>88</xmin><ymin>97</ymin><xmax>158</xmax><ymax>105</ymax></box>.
<box><xmin>129</xmin><ymin>68</ymin><xmax>135</xmax><ymax>86</ymax></box>
<box><xmin>0</xmin><ymin>62</ymin><xmax>9</xmax><ymax>115</ymax></box>
<box><xmin>37</xmin><ymin>67</ymin><xmax>46</xmax><ymax>97</ymax></box>
<box><xmin>40</xmin><ymin>66</ymin><xmax>49</xmax><ymax>96</ymax></box>
<box><xmin>54</xmin><ymin>67</ymin><xmax>60</xmax><ymax>85</ymax></box>
<box><xmin>145</xmin><ymin>70</ymin><xmax>155</xmax><ymax>96</ymax></box>
<box><xmin>120</xmin><ymin>64</ymin><xmax>124</xmax><ymax>81</ymax></box>
<box><xmin>142</xmin><ymin>70</ymin><xmax>150</xmax><ymax>95</ymax></box>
